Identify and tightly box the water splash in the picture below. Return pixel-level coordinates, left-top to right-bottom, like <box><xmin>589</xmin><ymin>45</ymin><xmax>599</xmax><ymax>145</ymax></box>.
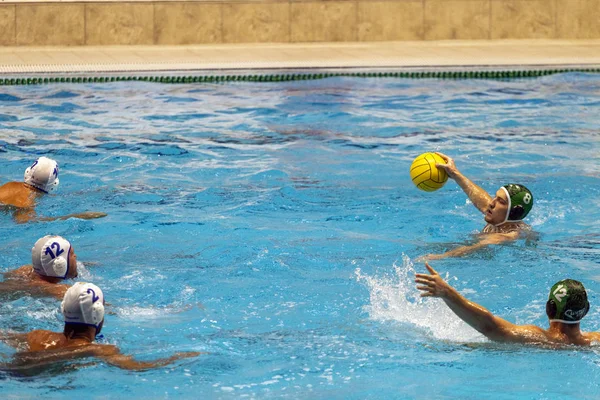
<box><xmin>115</xmin><ymin>286</ymin><xmax>202</xmax><ymax>321</ymax></box>
<box><xmin>75</xmin><ymin>261</ymin><xmax>93</xmax><ymax>280</ymax></box>
<box><xmin>355</xmin><ymin>254</ymin><xmax>484</xmax><ymax>343</ymax></box>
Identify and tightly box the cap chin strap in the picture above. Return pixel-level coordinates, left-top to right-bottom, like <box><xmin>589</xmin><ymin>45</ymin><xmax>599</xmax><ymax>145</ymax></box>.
<box><xmin>24</xmin><ymin>182</ymin><xmax>49</xmax><ymax>194</ymax></box>
<box><xmin>549</xmin><ymin>319</ymin><xmax>582</xmax><ymax>325</ymax></box>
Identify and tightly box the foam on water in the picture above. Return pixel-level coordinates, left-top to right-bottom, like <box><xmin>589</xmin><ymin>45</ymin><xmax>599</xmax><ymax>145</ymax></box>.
<box><xmin>356</xmin><ymin>254</ymin><xmax>484</xmax><ymax>342</ymax></box>
<box><xmin>75</xmin><ymin>260</ymin><xmax>92</xmax><ymax>280</ymax></box>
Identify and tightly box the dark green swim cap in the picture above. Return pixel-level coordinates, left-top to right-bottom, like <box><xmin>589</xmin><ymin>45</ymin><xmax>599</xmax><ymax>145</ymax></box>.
<box><xmin>546</xmin><ymin>279</ymin><xmax>589</xmax><ymax>324</ymax></box>
<box><xmin>501</xmin><ymin>183</ymin><xmax>533</xmax><ymax>223</ymax></box>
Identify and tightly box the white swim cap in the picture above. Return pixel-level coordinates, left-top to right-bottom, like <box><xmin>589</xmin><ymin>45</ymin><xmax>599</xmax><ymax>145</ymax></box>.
<box><xmin>61</xmin><ymin>282</ymin><xmax>105</xmax><ymax>330</ymax></box>
<box><xmin>31</xmin><ymin>235</ymin><xmax>72</xmax><ymax>278</ymax></box>
<box><xmin>24</xmin><ymin>156</ymin><xmax>59</xmax><ymax>193</ymax></box>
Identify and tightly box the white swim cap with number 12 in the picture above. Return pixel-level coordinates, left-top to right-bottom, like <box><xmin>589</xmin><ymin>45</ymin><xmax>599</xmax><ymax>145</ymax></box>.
<box><xmin>31</xmin><ymin>235</ymin><xmax>72</xmax><ymax>279</ymax></box>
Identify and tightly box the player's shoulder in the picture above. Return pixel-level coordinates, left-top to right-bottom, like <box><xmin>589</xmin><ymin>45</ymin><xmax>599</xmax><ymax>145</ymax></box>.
<box><xmin>0</xmin><ymin>181</ymin><xmax>24</xmax><ymax>190</ymax></box>
<box><xmin>27</xmin><ymin>329</ymin><xmax>62</xmax><ymax>342</ymax></box>
<box><xmin>583</xmin><ymin>331</ymin><xmax>600</xmax><ymax>342</ymax></box>
<box><xmin>499</xmin><ymin>323</ymin><xmax>550</xmax><ymax>343</ymax></box>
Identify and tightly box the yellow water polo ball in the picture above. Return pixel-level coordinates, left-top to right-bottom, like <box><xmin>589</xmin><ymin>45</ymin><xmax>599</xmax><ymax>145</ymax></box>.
<box><xmin>410</xmin><ymin>152</ymin><xmax>448</xmax><ymax>192</ymax></box>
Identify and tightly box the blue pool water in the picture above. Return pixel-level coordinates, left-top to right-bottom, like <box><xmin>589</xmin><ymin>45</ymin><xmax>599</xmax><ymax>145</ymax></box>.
<box><xmin>0</xmin><ymin>73</ymin><xmax>599</xmax><ymax>398</ymax></box>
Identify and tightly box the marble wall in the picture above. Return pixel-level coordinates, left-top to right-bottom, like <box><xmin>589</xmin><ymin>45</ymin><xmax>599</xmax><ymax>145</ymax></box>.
<box><xmin>0</xmin><ymin>0</ymin><xmax>599</xmax><ymax>46</ymax></box>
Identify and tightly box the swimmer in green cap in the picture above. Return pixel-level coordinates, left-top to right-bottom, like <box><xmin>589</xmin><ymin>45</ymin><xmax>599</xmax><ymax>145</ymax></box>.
<box><xmin>416</xmin><ymin>262</ymin><xmax>600</xmax><ymax>346</ymax></box>
<box><xmin>422</xmin><ymin>152</ymin><xmax>533</xmax><ymax>260</ymax></box>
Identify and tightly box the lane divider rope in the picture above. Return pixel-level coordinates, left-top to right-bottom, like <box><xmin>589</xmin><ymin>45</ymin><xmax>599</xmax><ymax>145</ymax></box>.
<box><xmin>1</xmin><ymin>68</ymin><xmax>599</xmax><ymax>85</ymax></box>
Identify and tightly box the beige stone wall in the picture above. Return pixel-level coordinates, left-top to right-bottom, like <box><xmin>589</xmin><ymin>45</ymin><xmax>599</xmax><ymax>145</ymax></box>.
<box><xmin>0</xmin><ymin>0</ymin><xmax>599</xmax><ymax>46</ymax></box>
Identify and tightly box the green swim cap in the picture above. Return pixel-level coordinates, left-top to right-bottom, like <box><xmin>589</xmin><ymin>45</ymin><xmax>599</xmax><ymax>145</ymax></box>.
<box><xmin>546</xmin><ymin>279</ymin><xmax>589</xmax><ymax>324</ymax></box>
<box><xmin>500</xmin><ymin>183</ymin><xmax>533</xmax><ymax>223</ymax></box>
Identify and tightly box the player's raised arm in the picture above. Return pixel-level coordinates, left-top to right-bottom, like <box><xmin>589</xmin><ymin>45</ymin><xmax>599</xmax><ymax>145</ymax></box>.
<box><xmin>434</xmin><ymin>152</ymin><xmax>492</xmax><ymax>213</ymax></box>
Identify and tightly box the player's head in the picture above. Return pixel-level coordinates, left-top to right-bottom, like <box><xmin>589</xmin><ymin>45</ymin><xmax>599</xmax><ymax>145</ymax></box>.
<box><xmin>24</xmin><ymin>157</ymin><xmax>60</xmax><ymax>193</ymax></box>
<box><xmin>62</xmin><ymin>282</ymin><xmax>105</xmax><ymax>335</ymax></box>
<box><xmin>485</xmin><ymin>184</ymin><xmax>533</xmax><ymax>226</ymax></box>
<box><xmin>546</xmin><ymin>279</ymin><xmax>589</xmax><ymax>324</ymax></box>
<box><xmin>31</xmin><ymin>235</ymin><xmax>77</xmax><ymax>279</ymax></box>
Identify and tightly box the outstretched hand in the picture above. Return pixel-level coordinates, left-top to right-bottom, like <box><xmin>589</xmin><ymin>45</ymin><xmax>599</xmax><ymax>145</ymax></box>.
<box><xmin>415</xmin><ymin>262</ymin><xmax>452</xmax><ymax>298</ymax></box>
<box><xmin>434</xmin><ymin>152</ymin><xmax>459</xmax><ymax>179</ymax></box>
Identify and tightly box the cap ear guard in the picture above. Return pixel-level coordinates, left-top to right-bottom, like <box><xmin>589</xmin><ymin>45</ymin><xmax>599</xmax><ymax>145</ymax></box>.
<box><xmin>499</xmin><ymin>184</ymin><xmax>533</xmax><ymax>225</ymax></box>
<box><xmin>546</xmin><ymin>299</ymin><xmax>557</xmax><ymax>320</ymax></box>
<box><xmin>47</xmin><ymin>256</ymin><xmax>67</xmax><ymax>277</ymax></box>
<box><xmin>583</xmin><ymin>300</ymin><xmax>590</xmax><ymax>319</ymax></box>
<box><xmin>87</xmin><ymin>295</ymin><xmax>105</xmax><ymax>329</ymax></box>
<box><xmin>46</xmin><ymin>177</ymin><xmax>59</xmax><ymax>193</ymax></box>
<box><xmin>76</xmin><ymin>287</ymin><xmax>105</xmax><ymax>328</ymax></box>
<box><xmin>508</xmin><ymin>205</ymin><xmax>525</xmax><ymax>221</ymax></box>
<box><xmin>573</xmin><ymin>299</ymin><xmax>591</xmax><ymax>321</ymax></box>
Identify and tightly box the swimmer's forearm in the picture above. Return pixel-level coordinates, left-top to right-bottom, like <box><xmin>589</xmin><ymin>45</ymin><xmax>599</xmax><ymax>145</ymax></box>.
<box><xmin>103</xmin><ymin>354</ymin><xmax>164</xmax><ymax>371</ymax></box>
<box><xmin>102</xmin><ymin>351</ymin><xmax>200</xmax><ymax>371</ymax></box>
<box><xmin>38</xmin><ymin>211</ymin><xmax>108</xmax><ymax>222</ymax></box>
<box><xmin>438</xmin><ymin>241</ymin><xmax>489</xmax><ymax>259</ymax></box>
<box><xmin>452</xmin><ymin>172</ymin><xmax>492</xmax><ymax>213</ymax></box>
<box><xmin>430</xmin><ymin>233</ymin><xmax>519</xmax><ymax>260</ymax></box>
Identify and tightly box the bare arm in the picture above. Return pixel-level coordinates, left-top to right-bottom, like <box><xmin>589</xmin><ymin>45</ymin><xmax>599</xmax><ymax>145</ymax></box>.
<box><xmin>42</xmin><ymin>283</ymin><xmax>71</xmax><ymax>299</ymax></box>
<box><xmin>435</xmin><ymin>152</ymin><xmax>492</xmax><ymax>213</ymax></box>
<box><xmin>0</xmin><ymin>271</ymin><xmax>69</xmax><ymax>299</ymax></box>
<box><xmin>13</xmin><ymin>207</ymin><xmax>36</xmax><ymax>224</ymax></box>
<box><xmin>424</xmin><ymin>232</ymin><xmax>519</xmax><ymax>260</ymax></box>
<box><xmin>415</xmin><ymin>262</ymin><xmax>546</xmax><ymax>343</ymax></box>
<box><xmin>0</xmin><ymin>282</ymin><xmax>68</xmax><ymax>300</ymax></box>
<box><xmin>13</xmin><ymin>209</ymin><xmax>107</xmax><ymax>224</ymax></box>
<box><xmin>3</xmin><ymin>265</ymin><xmax>32</xmax><ymax>279</ymax></box>
<box><xmin>38</xmin><ymin>211</ymin><xmax>108</xmax><ymax>222</ymax></box>
<box><xmin>98</xmin><ymin>350</ymin><xmax>201</xmax><ymax>371</ymax></box>
<box><xmin>2</xmin><ymin>344</ymin><xmax>200</xmax><ymax>373</ymax></box>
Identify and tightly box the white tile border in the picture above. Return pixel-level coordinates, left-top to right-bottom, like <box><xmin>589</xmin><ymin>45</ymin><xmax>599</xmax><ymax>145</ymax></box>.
<box><xmin>1</xmin><ymin>40</ymin><xmax>600</xmax><ymax>74</ymax></box>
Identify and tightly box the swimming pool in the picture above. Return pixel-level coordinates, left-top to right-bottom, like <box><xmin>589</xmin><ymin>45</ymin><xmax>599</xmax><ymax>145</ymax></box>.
<box><xmin>0</xmin><ymin>72</ymin><xmax>599</xmax><ymax>398</ymax></box>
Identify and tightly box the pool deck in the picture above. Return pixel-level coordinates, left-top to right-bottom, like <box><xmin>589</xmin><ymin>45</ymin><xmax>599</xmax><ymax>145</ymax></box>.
<box><xmin>1</xmin><ymin>40</ymin><xmax>600</xmax><ymax>74</ymax></box>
